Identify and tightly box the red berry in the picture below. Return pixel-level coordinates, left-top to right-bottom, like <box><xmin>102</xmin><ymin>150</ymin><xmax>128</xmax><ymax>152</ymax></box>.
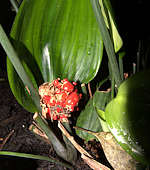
<box><xmin>59</xmin><ymin>114</ymin><xmax>67</xmax><ymax>119</ymax></box>
<box><xmin>62</xmin><ymin>79</ymin><xmax>74</xmax><ymax>93</ymax></box>
<box><xmin>61</xmin><ymin>92</ymin><xmax>68</xmax><ymax>102</ymax></box>
<box><xmin>76</xmin><ymin>107</ymin><xmax>79</xmax><ymax>111</ymax></box>
<box><xmin>53</xmin><ymin>114</ymin><xmax>58</xmax><ymax>120</ymax></box>
<box><xmin>47</xmin><ymin>107</ymin><xmax>51</xmax><ymax>114</ymax></box>
<box><xmin>40</xmin><ymin>78</ymin><xmax>81</xmax><ymax>121</ymax></box>
<box><xmin>72</xmin><ymin>82</ymin><xmax>77</xmax><ymax>86</ymax></box>
<box><xmin>55</xmin><ymin>89</ymin><xmax>61</xmax><ymax>94</ymax></box>
<box><xmin>56</xmin><ymin>107</ymin><xmax>63</xmax><ymax>113</ymax></box>
<box><xmin>64</xmin><ymin>91</ymin><xmax>80</xmax><ymax>111</ymax></box>
<box><xmin>43</xmin><ymin>95</ymin><xmax>51</xmax><ymax>104</ymax></box>
<box><xmin>53</xmin><ymin>79</ymin><xmax>59</xmax><ymax>85</ymax></box>
<box><xmin>53</xmin><ymin>79</ymin><xmax>61</xmax><ymax>89</ymax></box>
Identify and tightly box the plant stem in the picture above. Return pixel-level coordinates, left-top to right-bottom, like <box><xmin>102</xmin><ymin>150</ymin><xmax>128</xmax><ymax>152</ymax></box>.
<box><xmin>119</xmin><ymin>55</ymin><xmax>124</xmax><ymax>81</ymax></box>
<box><xmin>10</xmin><ymin>0</ymin><xmax>19</xmax><ymax>13</ymax></box>
<box><xmin>29</xmin><ymin>124</ymin><xmax>50</xmax><ymax>144</ymax></box>
<box><xmin>90</xmin><ymin>0</ymin><xmax>121</xmax><ymax>87</ymax></box>
<box><xmin>133</xmin><ymin>63</ymin><xmax>136</xmax><ymax>74</ymax></box>
<box><xmin>111</xmin><ymin>75</ymin><xmax>115</xmax><ymax>99</ymax></box>
<box><xmin>33</xmin><ymin>113</ymin><xmax>68</xmax><ymax>161</ymax></box>
<box><xmin>0</xmin><ymin>24</ymin><xmax>41</xmax><ymax>112</ymax></box>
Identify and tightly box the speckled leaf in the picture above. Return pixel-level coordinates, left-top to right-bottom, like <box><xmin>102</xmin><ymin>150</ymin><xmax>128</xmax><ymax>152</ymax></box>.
<box><xmin>7</xmin><ymin>0</ymin><xmax>103</xmax><ymax>112</ymax></box>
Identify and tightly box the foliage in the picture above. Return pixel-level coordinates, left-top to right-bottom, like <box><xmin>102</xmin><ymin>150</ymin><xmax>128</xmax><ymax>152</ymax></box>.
<box><xmin>7</xmin><ymin>0</ymin><xmax>103</xmax><ymax>113</ymax></box>
<box><xmin>0</xmin><ymin>0</ymin><xmax>150</xmax><ymax>168</ymax></box>
<box><xmin>105</xmin><ymin>70</ymin><xmax>150</xmax><ymax>165</ymax></box>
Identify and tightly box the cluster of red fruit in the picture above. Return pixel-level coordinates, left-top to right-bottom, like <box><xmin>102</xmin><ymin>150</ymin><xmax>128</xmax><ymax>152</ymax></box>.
<box><xmin>39</xmin><ymin>78</ymin><xmax>82</xmax><ymax>122</ymax></box>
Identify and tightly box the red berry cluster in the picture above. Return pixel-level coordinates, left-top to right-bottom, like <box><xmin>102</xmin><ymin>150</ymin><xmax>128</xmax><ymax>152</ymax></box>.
<box><xmin>39</xmin><ymin>78</ymin><xmax>82</xmax><ymax>122</ymax></box>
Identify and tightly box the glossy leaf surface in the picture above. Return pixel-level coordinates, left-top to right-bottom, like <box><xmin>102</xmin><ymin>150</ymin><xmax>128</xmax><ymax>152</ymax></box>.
<box><xmin>7</xmin><ymin>0</ymin><xmax>103</xmax><ymax>112</ymax></box>
<box><xmin>76</xmin><ymin>99</ymin><xmax>103</xmax><ymax>141</ymax></box>
<box><xmin>93</xmin><ymin>90</ymin><xmax>111</xmax><ymax>120</ymax></box>
<box><xmin>105</xmin><ymin>70</ymin><xmax>150</xmax><ymax>165</ymax></box>
<box><xmin>99</xmin><ymin>0</ymin><xmax>123</xmax><ymax>52</ymax></box>
<box><xmin>93</xmin><ymin>90</ymin><xmax>111</xmax><ymax>132</ymax></box>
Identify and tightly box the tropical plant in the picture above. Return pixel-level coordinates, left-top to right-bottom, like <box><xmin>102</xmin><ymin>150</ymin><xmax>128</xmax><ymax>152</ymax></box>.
<box><xmin>0</xmin><ymin>0</ymin><xmax>150</xmax><ymax>169</ymax></box>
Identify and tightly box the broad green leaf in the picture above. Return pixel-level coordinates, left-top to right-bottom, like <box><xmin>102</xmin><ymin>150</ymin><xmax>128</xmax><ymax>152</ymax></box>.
<box><xmin>0</xmin><ymin>24</ymin><xmax>41</xmax><ymax>113</ymax></box>
<box><xmin>7</xmin><ymin>0</ymin><xmax>103</xmax><ymax>112</ymax></box>
<box><xmin>105</xmin><ymin>70</ymin><xmax>150</xmax><ymax>165</ymax></box>
<box><xmin>7</xmin><ymin>41</ymin><xmax>43</xmax><ymax>113</ymax></box>
<box><xmin>76</xmin><ymin>99</ymin><xmax>102</xmax><ymax>141</ymax></box>
<box><xmin>1</xmin><ymin>23</ymin><xmax>77</xmax><ymax>163</ymax></box>
<box><xmin>99</xmin><ymin>0</ymin><xmax>123</xmax><ymax>52</ymax></box>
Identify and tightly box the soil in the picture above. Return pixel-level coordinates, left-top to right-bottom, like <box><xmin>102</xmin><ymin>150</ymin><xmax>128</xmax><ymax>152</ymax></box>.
<box><xmin>0</xmin><ymin>72</ymin><xmax>112</xmax><ymax>170</ymax></box>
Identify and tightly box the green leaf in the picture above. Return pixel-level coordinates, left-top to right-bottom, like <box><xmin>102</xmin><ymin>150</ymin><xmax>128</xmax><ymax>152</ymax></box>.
<box><xmin>10</xmin><ymin>0</ymin><xmax>19</xmax><ymax>13</ymax></box>
<box><xmin>0</xmin><ymin>24</ymin><xmax>41</xmax><ymax>113</ymax></box>
<box><xmin>0</xmin><ymin>151</ymin><xmax>72</xmax><ymax>169</ymax></box>
<box><xmin>93</xmin><ymin>90</ymin><xmax>111</xmax><ymax>120</ymax></box>
<box><xmin>33</xmin><ymin>113</ymin><xmax>77</xmax><ymax>164</ymax></box>
<box><xmin>1</xmin><ymin>24</ymin><xmax>76</xmax><ymax>164</ymax></box>
<box><xmin>90</xmin><ymin>0</ymin><xmax>121</xmax><ymax>87</ymax></box>
<box><xmin>99</xmin><ymin>0</ymin><xmax>123</xmax><ymax>52</ymax></box>
<box><xmin>105</xmin><ymin>70</ymin><xmax>150</xmax><ymax>165</ymax></box>
<box><xmin>76</xmin><ymin>99</ymin><xmax>103</xmax><ymax>141</ymax></box>
<box><xmin>7</xmin><ymin>40</ymin><xmax>43</xmax><ymax>113</ymax></box>
<box><xmin>62</xmin><ymin>122</ymin><xmax>77</xmax><ymax>164</ymax></box>
<box><xmin>93</xmin><ymin>90</ymin><xmax>111</xmax><ymax>132</ymax></box>
<box><xmin>7</xmin><ymin>0</ymin><xmax>103</xmax><ymax>112</ymax></box>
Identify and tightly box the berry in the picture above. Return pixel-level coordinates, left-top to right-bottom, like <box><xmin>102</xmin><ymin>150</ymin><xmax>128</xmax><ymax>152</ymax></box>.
<box><xmin>39</xmin><ymin>78</ymin><xmax>82</xmax><ymax>122</ymax></box>
<box><xmin>62</xmin><ymin>79</ymin><xmax>74</xmax><ymax>93</ymax></box>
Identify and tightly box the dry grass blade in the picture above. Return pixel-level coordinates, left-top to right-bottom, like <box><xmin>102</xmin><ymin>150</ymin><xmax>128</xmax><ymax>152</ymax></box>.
<box><xmin>58</xmin><ymin>122</ymin><xmax>110</xmax><ymax>170</ymax></box>
<box><xmin>29</xmin><ymin>123</ymin><xmax>51</xmax><ymax>145</ymax></box>
<box><xmin>81</xmin><ymin>154</ymin><xmax>110</xmax><ymax>170</ymax></box>
<box><xmin>0</xmin><ymin>130</ymin><xmax>14</xmax><ymax>150</ymax></box>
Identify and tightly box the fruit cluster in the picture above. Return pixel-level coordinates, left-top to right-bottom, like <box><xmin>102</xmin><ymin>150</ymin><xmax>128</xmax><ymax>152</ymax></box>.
<box><xmin>39</xmin><ymin>78</ymin><xmax>82</xmax><ymax>122</ymax></box>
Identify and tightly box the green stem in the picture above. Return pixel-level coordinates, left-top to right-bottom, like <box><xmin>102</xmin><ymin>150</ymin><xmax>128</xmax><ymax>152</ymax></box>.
<box><xmin>90</xmin><ymin>0</ymin><xmax>121</xmax><ymax>87</ymax></box>
<box><xmin>119</xmin><ymin>56</ymin><xmax>124</xmax><ymax>81</ymax></box>
<box><xmin>62</xmin><ymin>122</ymin><xmax>77</xmax><ymax>164</ymax></box>
<box><xmin>0</xmin><ymin>24</ymin><xmax>41</xmax><ymax>112</ymax></box>
<box><xmin>111</xmin><ymin>75</ymin><xmax>115</xmax><ymax>99</ymax></box>
<box><xmin>133</xmin><ymin>63</ymin><xmax>136</xmax><ymax>75</ymax></box>
<box><xmin>108</xmin><ymin>62</ymin><xmax>115</xmax><ymax>99</ymax></box>
<box><xmin>0</xmin><ymin>151</ymin><xmax>72</xmax><ymax>169</ymax></box>
<box><xmin>10</xmin><ymin>0</ymin><xmax>19</xmax><ymax>13</ymax></box>
<box><xmin>34</xmin><ymin>113</ymin><xmax>68</xmax><ymax>161</ymax></box>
